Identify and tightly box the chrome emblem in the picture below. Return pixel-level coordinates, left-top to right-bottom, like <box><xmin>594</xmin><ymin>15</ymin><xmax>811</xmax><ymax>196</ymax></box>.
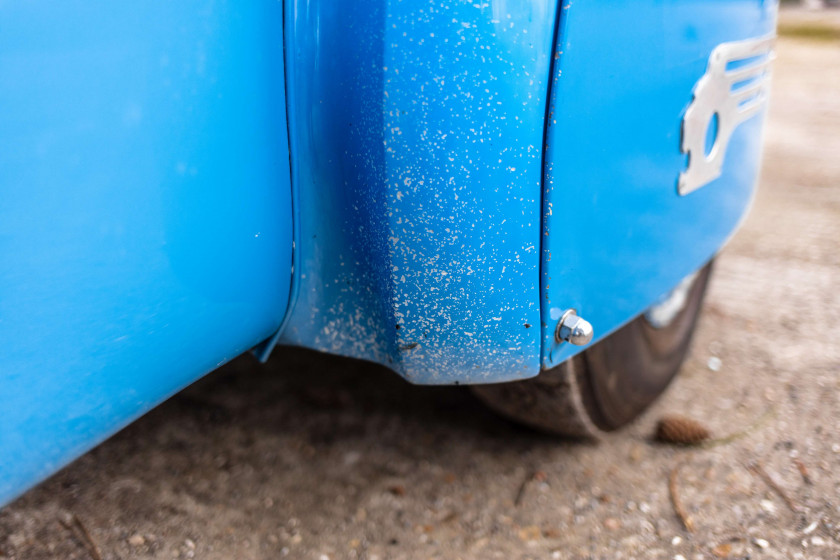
<box><xmin>679</xmin><ymin>35</ymin><xmax>775</xmax><ymax>195</ymax></box>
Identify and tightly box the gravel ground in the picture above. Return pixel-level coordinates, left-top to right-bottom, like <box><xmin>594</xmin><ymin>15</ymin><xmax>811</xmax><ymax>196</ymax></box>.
<box><xmin>2</xmin><ymin>10</ymin><xmax>839</xmax><ymax>560</ymax></box>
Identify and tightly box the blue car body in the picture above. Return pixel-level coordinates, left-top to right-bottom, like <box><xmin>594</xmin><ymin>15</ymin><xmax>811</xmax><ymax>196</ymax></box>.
<box><xmin>0</xmin><ymin>0</ymin><xmax>776</xmax><ymax>506</ymax></box>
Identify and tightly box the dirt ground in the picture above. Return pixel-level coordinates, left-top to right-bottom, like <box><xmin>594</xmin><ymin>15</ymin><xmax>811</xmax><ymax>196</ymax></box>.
<box><xmin>2</xmin><ymin>10</ymin><xmax>839</xmax><ymax>560</ymax></box>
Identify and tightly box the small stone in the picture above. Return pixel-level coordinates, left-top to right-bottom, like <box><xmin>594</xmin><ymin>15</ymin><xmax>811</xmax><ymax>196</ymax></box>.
<box><xmin>517</xmin><ymin>526</ymin><xmax>541</xmax><ymax>541</ymax></box>
<box><xmin>760</xmin><ymin>499</ymin><xmax>777</xmax><ymax>513</ymax></box>
<box><xmin>184</xmin><ymin>539</ymin><xmax>195</xmax><ymax>550</ymax></box>
<box><xmin>672</xmin><ymin>536</ymin><xmax>683</xmax><ymax>546</ymax></box>
<box><xmin>387</xmin><ymin>484</ymin><xmax>406</xmax><ymax>496</ymax></box>
<box><xmin>753</xmin><ymin>537</ymin><xmax>769</xmax><ymax>549</ymax></box>
<box><xmin>802</xmin><ymin>521</ymin><xmax>818</xmax><ymax>534</ymax></box>
<box><xmin>639</xmin><ymin>502</ymin><xmax>651</xmax><ymax>514</ymax></box>
<box><xmin>604</xmin><ymin>517</ymin><xmax>621</xmax><ymax>530</ymax></box>
<box><xmin>543</xmin><ymin>528</ymin><xmax>562</xmax><ymax>538</ymax></box>
<box><xmin>674</xmin><ymin>555</ymin><xmax>687</xmax><ymax>560</ymax></box>
<box><xmin>707</xmin><ymin>356</ymin><xmax>722</xmax><ymax>371</ymax></box>
<box><xmin>128</xmin><ymin>534</ymin><xmax>145</xmax><ymax>547</ymax></box>
<box><xmin>712</xmin><ymin>543</ymin><xmax>732</xmax><ymax>557</ymax></box>
<box><xmin>811</xmin><ymin>536</ymin><xmax>826</xmax><ymax>546</ymax></box>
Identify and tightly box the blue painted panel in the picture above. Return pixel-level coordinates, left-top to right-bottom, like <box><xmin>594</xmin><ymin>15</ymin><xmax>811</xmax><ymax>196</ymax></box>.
<box><xmin>273</xmin><ymin>0</ymin><xmax>558</xmax><ymax>383</ymax></box>
<box><xmin>0</xmin><ymin>3</ymin><xmax>292</xmax><ymax>505</ymax></box>
<box><xmin>541</xmin><ymin>0</ymin><xmax>777</xmax><ymax>367</ymax></box>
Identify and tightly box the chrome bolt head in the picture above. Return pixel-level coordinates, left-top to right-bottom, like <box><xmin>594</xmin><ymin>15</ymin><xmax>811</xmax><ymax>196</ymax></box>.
<box><xmin>555</xmin><ymin>309</ymin><xmax>594</xmax><ymax>346</ymax></box>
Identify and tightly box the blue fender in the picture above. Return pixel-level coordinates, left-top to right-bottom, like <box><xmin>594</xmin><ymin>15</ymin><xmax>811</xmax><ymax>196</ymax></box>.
<box><xmin>264</xmin><ymin>0</ymin><xmax>559</xmax><ymax>384</ymax></box>
<box><xmin>0</xmin><ymin>2</ymin><xmax>293</xmax><ymax>506</ymax></box>
<box><xmin>540</xmin><ymin>0</ymin><xmax>777</xmax><ymax>367</ymax></box>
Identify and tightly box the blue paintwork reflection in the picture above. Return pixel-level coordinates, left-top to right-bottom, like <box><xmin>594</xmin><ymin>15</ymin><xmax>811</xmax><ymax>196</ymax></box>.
<box><xmin>541</xmin><ymin>0</ymin><xmax>777</xmax><ymax>367</ymax></box>
<box><xmin>0</xmin><ymin>3</ymin><xmax>292</xmax><ymax>505</ymax></box>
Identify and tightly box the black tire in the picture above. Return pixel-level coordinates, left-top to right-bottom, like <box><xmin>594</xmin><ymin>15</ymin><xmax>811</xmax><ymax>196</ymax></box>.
<box><xmin>472</xmin><ymin>262</ymin><xmax>714</xmax><ymax>437</ymax></box>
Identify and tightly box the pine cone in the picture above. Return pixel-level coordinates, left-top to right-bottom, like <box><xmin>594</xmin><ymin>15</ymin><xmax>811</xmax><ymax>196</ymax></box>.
<box><xmin>654</xmin><ymin>414</ymin><xmax>711</xmax><ymax>445</ymax></box>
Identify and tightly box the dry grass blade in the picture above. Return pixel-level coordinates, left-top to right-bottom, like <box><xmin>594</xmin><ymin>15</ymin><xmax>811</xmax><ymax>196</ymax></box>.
<box><xmin>514</xmin><ymin>470</ymin><xmax>547</xmax><ymax>507</ymax></box>
<box><xmin>58</xmin><ymin>513</ymin><xmax>102</xmax><ymax>560</ymax></box>
<box><xmin>700</xmin><ymin>407</ymin><xmax>776</xmax><ymax>449</ymax></box>
<box><xmin>793</xmin><ymin>458</ymin><xmax>812</xmax><ymax>486</ymax></box>
<box><xmin>669</xmin><ymin>461</ymin><xmax>695</xmax><ymax>533</ymax></box>
<box><xmin>746</xmin><ymin>461</ymin><xmax>800</xmax><ymax>513</ymax></box>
